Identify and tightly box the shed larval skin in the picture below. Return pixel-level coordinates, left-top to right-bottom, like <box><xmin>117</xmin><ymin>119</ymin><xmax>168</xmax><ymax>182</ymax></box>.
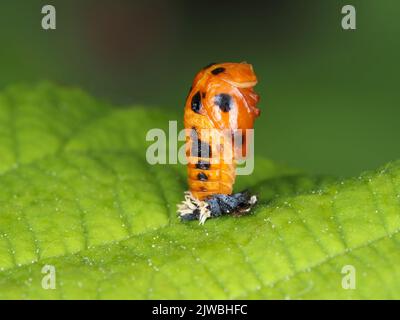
<box><xmin>184</xmin><ymin>62</ymin><xmax>260</xmax><ymax>200</ymax></box>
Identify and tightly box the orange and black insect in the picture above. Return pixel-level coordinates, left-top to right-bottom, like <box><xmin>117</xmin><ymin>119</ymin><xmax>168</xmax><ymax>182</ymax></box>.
<box><xmin>177</xmin><ymin>62</ymin><xmax>261</xmax><ymax>224</ymax></box>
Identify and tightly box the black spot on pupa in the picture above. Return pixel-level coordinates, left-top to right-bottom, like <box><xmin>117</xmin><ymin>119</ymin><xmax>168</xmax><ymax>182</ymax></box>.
<box><xmin>191</xmin><ymin>139</ymin><xmax>211</xmax><ymax>158</ymax></box>
<box><xmin>214</xmin><ymin>93</ymin><xmax>232</xmax><ymax>112</ymax></box>
<box><xmin>202</xmin><ymin>92</ymin><xmax>206</xmax><ymax>98</ymax></box>
<box><xmin>190</xmin><ymin>129</ymin><xmax>212</xmax><ymax>158</ymax></box>
<box><xmin>191</xmin><ymin>91</ymin><xmax>202</xmax><ymax>113</ymax></box>
<box><xmin>196</xmin><ymin>160</ymin><xmax>210</xmax><ymax>170</ymax></box>
<box><xmin>211</xmin><ymin>67</ymin><xmax>226</xmax><ymax>75</ymax></box>
<box><xmin>203</xmin><ymin>62</ymin><xmax>217</xmax><ymax>69</ymax></box>
<box><xmin>197</xmin><ymin>172</ymin><xmax>208</xmax><ymax>181</ymax></box>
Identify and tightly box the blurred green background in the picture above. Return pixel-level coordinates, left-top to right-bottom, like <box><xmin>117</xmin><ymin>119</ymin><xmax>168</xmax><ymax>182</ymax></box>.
<box><xmin>0</xmin><ymin>0</ymin><xmax>399</xmax><ymax>176</ymax></box>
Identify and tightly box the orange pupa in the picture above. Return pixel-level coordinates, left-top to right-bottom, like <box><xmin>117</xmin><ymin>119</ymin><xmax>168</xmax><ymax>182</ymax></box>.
<box><xmin>177</xmin><ymin>62</ymin><xmax>261</xmax><ymax>224</ymax></box>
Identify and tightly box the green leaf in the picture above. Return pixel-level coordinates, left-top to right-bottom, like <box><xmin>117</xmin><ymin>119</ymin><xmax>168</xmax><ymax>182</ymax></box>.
<box><xmin>0</xmin><ymin>83</ymin><xmax>399</xmax><ymax>299</ymax></box>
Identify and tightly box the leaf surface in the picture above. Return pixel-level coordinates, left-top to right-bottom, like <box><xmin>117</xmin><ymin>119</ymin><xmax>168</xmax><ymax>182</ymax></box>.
<box><xmin>0</xmin><ymin>83</ymin><xmax>399</xmax><ymax>299</ymax></box>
